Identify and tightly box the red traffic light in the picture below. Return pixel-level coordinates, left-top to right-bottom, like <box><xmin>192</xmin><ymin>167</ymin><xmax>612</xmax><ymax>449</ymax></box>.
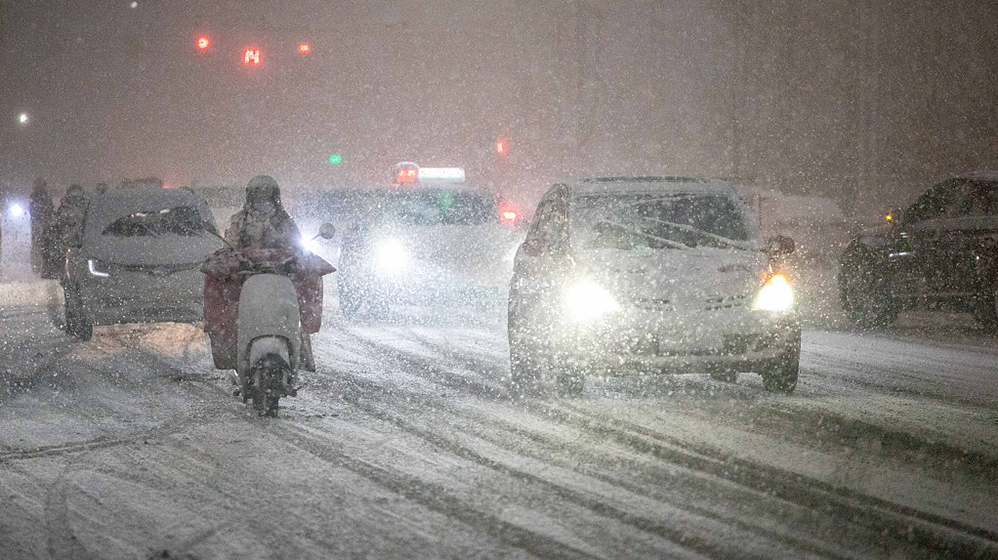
<box><xmin>243</xmin><ymin>48</ymin><xmax>261</xmax><ymax>65</ymax></box>
<box><xmin>298</xmin><ymin>42</ymin><xmax>311</xmax><ymax>54</ymax></box>
<box><xmin>195</xmin><ymin>36</ymin><xmax>210</xmax><ymax>50</ymax></box>
<box><xmin>495</xmin><ymin>136</ymin><xmax>510</xmax><ymax>157</ymax></box>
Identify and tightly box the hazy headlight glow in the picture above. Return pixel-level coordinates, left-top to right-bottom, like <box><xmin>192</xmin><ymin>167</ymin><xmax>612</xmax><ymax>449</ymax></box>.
<box><xmin>299</xmin><ymin>235</ymin><xmax>319</xmax><ymax>254</ymax></box>
<box><xmin>751</xmin><ymin>273</ymin><xmax>794</xmax><ymax>312</ymax></box>
<box><xmin>375</xmin><ymin>238</ymin><xmax>408</xmax><ymax>273</ymax></box>
<box><xmin>7</xmin><ymin>203</ymin><xmax>25</xmax><ymax>218</ymax></box>
<box><xmin>563</xmin><ymin>279</ymin><xmax>619</xmax><ymax>323</ymax></box>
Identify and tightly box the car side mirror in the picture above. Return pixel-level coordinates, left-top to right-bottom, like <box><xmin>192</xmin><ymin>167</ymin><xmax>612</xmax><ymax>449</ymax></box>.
<box><xmin>318</xmin><ymin>222</ymin><xmax>336</xmax><ymax>240</ymax></box>
<box><xmin>767</xmin><ymin>235</ymin><xmax>795</xmax><ymax>256</ymax></box>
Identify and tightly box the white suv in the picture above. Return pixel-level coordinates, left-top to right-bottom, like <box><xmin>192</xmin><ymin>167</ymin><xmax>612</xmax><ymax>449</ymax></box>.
<box><xmin>507</xmin><ymin>177</ymin><xmax>800</xmax><ymax>395</ymax></box>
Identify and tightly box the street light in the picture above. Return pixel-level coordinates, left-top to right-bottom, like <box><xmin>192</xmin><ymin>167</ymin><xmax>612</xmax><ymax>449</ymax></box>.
<box><xmin>18</xmin><ymin>113</ymin><xmax>29</xmax><ymax>126</ymax></box>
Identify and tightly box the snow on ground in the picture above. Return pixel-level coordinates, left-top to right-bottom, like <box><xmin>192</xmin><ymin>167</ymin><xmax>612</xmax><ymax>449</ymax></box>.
<box><xmin>2</xmin><ymin>271</ymin><xmax>997</xmax><ymax>559</ymax></box>
<box><xmin>1</xmin><ymin>213</ymin><xmax>997</xmax><ymax>560</ymax></box>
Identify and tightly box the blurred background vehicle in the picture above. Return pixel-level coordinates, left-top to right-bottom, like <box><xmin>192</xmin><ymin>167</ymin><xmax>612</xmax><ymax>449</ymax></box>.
<box><xmin>839</xmin><ymin>171</ymin><xmax>998</xmax><ymax>330</ymax></box>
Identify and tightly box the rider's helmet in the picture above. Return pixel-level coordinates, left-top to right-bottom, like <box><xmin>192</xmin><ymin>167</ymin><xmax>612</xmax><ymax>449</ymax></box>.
<box><xmin>244</xmin><ymin>175</ymin><xmax>283</xmax><ymax>213</ymax></box>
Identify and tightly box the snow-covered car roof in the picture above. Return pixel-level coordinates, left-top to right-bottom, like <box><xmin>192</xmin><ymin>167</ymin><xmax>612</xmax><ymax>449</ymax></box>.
<box><xmin>570</xmin><ymin>176</ymin><xmax>740</xmax><ymax>197</ymax></box>
<box><xmin>958</xmin><ymin>170</ymin><xmax>998</xmax><ymax>182</ymax></box>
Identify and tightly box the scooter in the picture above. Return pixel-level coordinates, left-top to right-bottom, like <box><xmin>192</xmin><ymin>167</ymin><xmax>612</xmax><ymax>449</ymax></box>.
<box><xmin>202</xmin><ymin>223</ymin><xmax>336</xmax><ymax>416</ymax></box>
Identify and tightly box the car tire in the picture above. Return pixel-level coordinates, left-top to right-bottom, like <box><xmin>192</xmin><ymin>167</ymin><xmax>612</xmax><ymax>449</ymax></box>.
<box><xmin>556</xmin><ymin>367</ymin><xmax>586</xmax><ymax>397</ymax></box>
<box><xmin>972</xmin><ymin>279</ymin><xmax>998</xmax><ymax>333</ymax></box>
<box><xmin>840</xmin><ymin>251</ymin><xmax>899</xmax><ymax>328</ymax></box>
<box><xmin>64</xmin><ymin>286</ymin><xmax>93</xmax><ymax>342</ymax></box>
<box><xmin>509</xmin><ymin>336</ymin><xmax>545</xmax><ymax>396</ymax></box>
<box><xmin>760</xmin><ymin>350</ymin><xmax>799</xmax><ymax>394</ymax></box>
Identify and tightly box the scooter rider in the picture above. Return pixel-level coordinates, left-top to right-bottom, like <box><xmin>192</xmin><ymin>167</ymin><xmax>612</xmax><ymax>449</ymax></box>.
<box><xmin>219</xmin><ymin>175</ymin><xmax>316</xmax><ymax>371</ymax></box>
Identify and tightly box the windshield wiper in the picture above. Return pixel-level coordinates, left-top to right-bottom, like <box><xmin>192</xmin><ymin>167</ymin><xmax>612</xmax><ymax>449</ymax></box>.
<box><xmin>639</xmin><ymin>218</ymin><xmax>751</xmax><ymax>250</ymax></box>
<box><xmin>593</xmin><ymin>220</ymin><xmax>689</xmax><ymax>250</ymax></box>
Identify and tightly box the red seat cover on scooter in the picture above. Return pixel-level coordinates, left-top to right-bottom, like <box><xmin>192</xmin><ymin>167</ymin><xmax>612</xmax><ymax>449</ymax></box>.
<box><xmin>202</xmin><ymin>248</ymin><xmax>334</xmax><ymax>370</ymax></box>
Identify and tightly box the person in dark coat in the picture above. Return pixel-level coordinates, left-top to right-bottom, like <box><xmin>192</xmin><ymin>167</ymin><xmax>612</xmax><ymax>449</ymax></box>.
<box><xmin>29</xmin><ymin>178</ymin><xmax>55</xmax><ymax>275</ymax></box>
<box><xmin>45</xmin><ymin>185</ymin><xmax>89</xmax><ymax>279</ymax></box>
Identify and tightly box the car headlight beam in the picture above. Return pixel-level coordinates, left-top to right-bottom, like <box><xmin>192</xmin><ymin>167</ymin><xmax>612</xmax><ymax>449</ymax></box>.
<box><xmin>563</xmin><ymin>279</ymin><xmax>619</xmax><ymax>323</ymax></box>
<box><xmin>374</xmin><ymin>238</ymin><xmax>408</xmax><ymax>273</ymax></box>
<box><xmin>751</xmin><ymin>273</ymin><xmax>794</xmax><ymax>312</ymax></box>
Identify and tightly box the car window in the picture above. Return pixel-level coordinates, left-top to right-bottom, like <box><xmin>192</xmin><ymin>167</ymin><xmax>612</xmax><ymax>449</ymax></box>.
<box><xmin>570</xmin><ymin>193</ymin><xmax>750</xmax><ymax>250</ymax></box>
<box><xmin>524</xmin><ymin>184</ymin><xmax>569</xmax><ymax>250</ymax></box>
<box><xmin>101</xmin><ymin>205</ymin><xmax>207</xmax><ymax>237</ymax></box>
<box><xmin>968</xmin><ymin>181</ymin><xmax>998</xmax><ymax>216</ymax></box>
<box><xmin>318</xmin><ymin>190</ymin><xmax>391</xmax><ymax>224</ymax></box>
<box><xmin>905</xmin><ymin>180</ymin><xmax>974</xmax><ymax>222</ymax></box>
<box><xmin>384</xmin><ymin>190</ymin><xmax>496</xmax><ymax>226</ymax></box>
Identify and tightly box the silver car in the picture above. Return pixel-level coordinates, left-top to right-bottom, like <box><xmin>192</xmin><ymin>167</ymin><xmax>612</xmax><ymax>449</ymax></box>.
<box><xmin>63</xmin><ymin>187</ymin><xmax>224</xmax><ymax>340</ymax></box>
<box><xmin>508</xmin><ymin>177</ymin><xmax>801</xmax><ymax>395</ymax></box>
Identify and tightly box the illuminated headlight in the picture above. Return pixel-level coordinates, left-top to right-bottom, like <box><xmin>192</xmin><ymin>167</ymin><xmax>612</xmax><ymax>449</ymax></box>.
<box><xmin>88</xmin><ymin>259</ymin><xmax>111</xmax><ymax>278</ymax></box>
<box><xmin>563</xmin><ymin>279</ymin><xmax>619</xmax><ymax>323</ymax></box>
<box><xmin>299</xmin><ymin>235</ymin><xmax>319</xmax><ymax>254</ymax></box>
<box><xmin>374</xmin><ymin>238</ymin><xmax>408</xmax><ymax>273</ymax></box>
<box><xmin>751</xmin><ymin>273</ymin><xmax>794</xmax><ymax>312</ymax></box>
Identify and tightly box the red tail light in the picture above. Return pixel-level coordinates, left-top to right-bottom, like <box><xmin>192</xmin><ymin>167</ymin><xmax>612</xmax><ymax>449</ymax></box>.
<box><xmin>501</xmin><ymin>209</ymin><xmax>517</xmax><ymax>224</ymax></box>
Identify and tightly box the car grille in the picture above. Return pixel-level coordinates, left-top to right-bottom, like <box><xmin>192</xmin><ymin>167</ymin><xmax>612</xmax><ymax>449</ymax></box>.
<box><xmin>703</xmin><ymin>293</ymin><xmax>750</xmax><ymax>311</ymax></box>
<box><xmin>624</xmin><ymin>293</ymin><xmax>749</xmax><ymax>311</ymax></box>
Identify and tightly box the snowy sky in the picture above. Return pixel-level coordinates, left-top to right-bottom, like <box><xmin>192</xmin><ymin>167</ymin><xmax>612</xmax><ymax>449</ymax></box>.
<box><xmin>2</xmin><ymin>0</ymin><xmax>997</xmax><ymax>210</ymax></box>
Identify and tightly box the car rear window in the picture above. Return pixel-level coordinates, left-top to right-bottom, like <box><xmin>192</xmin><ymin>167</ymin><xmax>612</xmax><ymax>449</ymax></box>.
<box><xmin>572</xmin><ymin>193</ymin><xmax>750</xmax><ymax>250</ymax></box>
<box><xmin>102</xmin><ymin>206</ymin><xmax>207</xmax><ymax>237</ymax></box>
<box><xmin>384</xmin><ymin>190</ymin><xmax>496</xmax><ymax>226</ymax></box>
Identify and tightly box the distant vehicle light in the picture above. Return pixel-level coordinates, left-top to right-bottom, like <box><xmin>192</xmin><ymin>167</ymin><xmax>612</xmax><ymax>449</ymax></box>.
<box><xmin>501</xmin><ymin>210</ymin><xmax>517</xmax><ymax>223</ymax></box>
<box><xmin>298</xmin><ymin>43</ymin><xmax>311</xmax><ymax>54</ymax></box>
<box><xmin>7</xmin><ymin>203</ymin><xmax>25</xmax><ymax>218</ymax></box>
<box><xmin>417</xmin><ymin>167</ymin><xmax>465</xmax><ymax>183</ymax></box>
<box><xmin>751</xmin><ymin>273</ymin><xmax>795</xmax><ymax>312</ymax></box>
<box><xmin>196</xmin><ymin>36</ymin><xmax>210</xmax><ymax>50</ymax></box>
<box><xmin>563</xmin><ymin>279</ymin><xmax>619</xmax><ymax>323</ymax></box>
<box><xmin>393</xmin><ymin>162</ymin><xmax>419</xmax><ymax>186</ymax></box>
<box><xmin>243</xmin><ymin>48</ymin><xmax>261</xmax><ymax>65</ymax></box>
<box><xmin>88</xmin><ymin>259</ymin><xmax>111</xmax><ymax>278</ymax></box>
<box><xmin>18</xmin><ymin>112</ymin><xmax>29</xmax><ymax>125</ymax></box>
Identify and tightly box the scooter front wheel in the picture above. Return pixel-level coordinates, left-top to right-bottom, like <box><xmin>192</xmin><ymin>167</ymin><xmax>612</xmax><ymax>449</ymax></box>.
<box><xmin>252</xmin><ymin>390</ymin><xmax>280</xmax><ymax>417</ymax></box>
<box><xmin>250</xmin><ymin>355</ymin><xmax>287</xmax><ymax>417</ymax></box>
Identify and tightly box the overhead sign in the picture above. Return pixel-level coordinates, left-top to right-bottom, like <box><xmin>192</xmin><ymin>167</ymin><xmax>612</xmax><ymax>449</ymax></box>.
<box><xmin>243</xmin><ymin>48</ymin><xmax>261</xmax><ymax>65</ymax></box>
<box><xmin>418</xmin><ymin>167</ymin><xmax>465</xmax><ymax>183</ymax></box>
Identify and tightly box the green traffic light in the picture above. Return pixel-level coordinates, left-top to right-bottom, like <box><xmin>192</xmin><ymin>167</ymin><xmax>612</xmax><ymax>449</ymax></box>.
<box><xmin>329</xmin><ymin>154</ymin><xmax>342</xmax><ymax>164</ymax></box>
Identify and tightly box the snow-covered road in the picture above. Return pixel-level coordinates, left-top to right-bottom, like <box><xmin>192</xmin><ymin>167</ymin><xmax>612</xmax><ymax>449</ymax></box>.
<box><xmin>1</xmin><ymin>283</ymin><xmax>997</xmax><ymax>559</ymax></box>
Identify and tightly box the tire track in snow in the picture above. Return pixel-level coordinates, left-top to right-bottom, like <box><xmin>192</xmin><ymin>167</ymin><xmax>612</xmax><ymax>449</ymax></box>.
<box><xmin>307</xmin><ymin>338</ymin><xmax>855</xmax><ymax>558</ymax></box>
<box><xmin>334</xmin><ymin>327</ymin><xmax>998</xmax><ymax>559</ymax></box>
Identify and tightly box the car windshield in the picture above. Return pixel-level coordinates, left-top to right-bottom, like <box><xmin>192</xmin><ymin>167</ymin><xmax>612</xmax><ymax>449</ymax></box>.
<box><xmin>382</xmin><ymin>189</ymin><xmax>495</xmax><ymax>226</ymax></box>
<box><xmin>101</xmin><ymin>205</ymin><xmax>206</xmax><ymax>237</ymax></box>
<box><xmin>316</xmin><ymin>190</ymin><xmax>393</xmax><ymax>224</ymax></box>
<box><xmin>571</xmin><ymin>193</ymin><xmax>751</xmax><ymax>250</ymax></box>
